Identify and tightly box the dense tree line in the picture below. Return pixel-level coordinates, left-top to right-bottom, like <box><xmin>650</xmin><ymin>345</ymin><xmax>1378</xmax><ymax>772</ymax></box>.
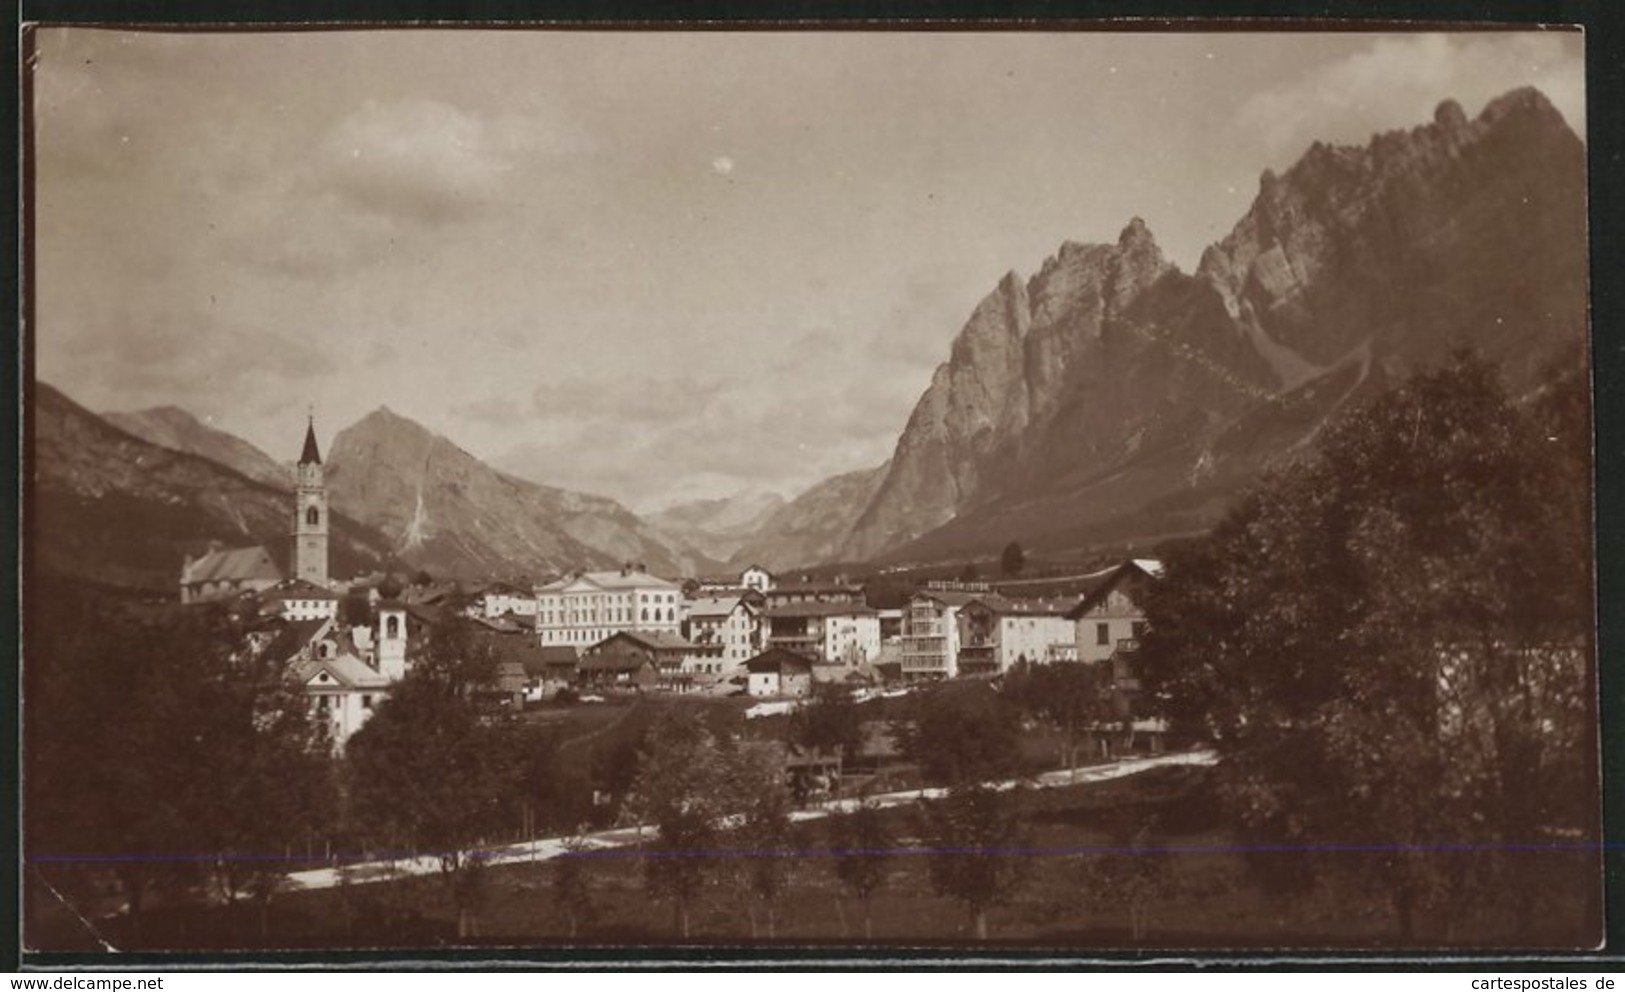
<box><xmin>1137</xmin><ymin>353</ymin><xmax>1597</xmax><ymax>938</ymax></box>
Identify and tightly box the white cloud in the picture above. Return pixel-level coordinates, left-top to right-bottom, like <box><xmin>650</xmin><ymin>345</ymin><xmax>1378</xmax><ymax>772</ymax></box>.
<box><xmin>1237</xmin><ymin>33</ymin><xmax>1585</xmax><ymax>166</ymax></box>
<box><xmin>711</xmin><ymin>155</ymin><xmax>735</xmax><ymax>175</ymax></box>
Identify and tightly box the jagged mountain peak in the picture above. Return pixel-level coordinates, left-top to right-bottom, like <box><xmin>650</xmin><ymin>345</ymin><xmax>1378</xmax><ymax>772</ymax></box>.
<box><xmin>1118</xmin><ymin>215</ymin><xmax>1155</xmax><ymax>248</ymax></box>
<box><xmin>826</xmin><ymin>85</ymin><xmax>1586</xmax><ymax>566</ymax></box>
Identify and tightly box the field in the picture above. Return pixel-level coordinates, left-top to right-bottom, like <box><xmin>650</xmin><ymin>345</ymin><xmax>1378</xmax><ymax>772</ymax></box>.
<box><xmin>25</xmin><ymin>764</ymin><xmax>1601</xmax><ymax>955</ymax></box>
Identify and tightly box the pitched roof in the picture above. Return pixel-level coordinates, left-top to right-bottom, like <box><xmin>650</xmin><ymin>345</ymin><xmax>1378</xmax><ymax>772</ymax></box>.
<box><xmin>261</xmin><ymin>617</ymin><xmax>333</xmax><ymax>666</ymax></box>
<box><xmin>744</xmin><ymin>648</ymin><xmax>817</xmax><ymax>674</ymax></box>
<box><xmin>962</xmin><ymin>594</ymin><xmax>1075</xmax><ymax>617</ymax></box>
<box><xmin>764</xmin><ymin>601</ymin><xmax>878</xmax><ymax>618</ymax></box>
<box><xmin>292</xmin><ymin>651</ymin><xmax>389</xmax><ymax>690</ymax></box>
<box><xmin>606</xmin><ymin>629</ymin><xmax>695</xmax><ymax>652</ymax></box>
<box><xmin>1067</xmin><ymin>559</ymin><xmax>1165</xmax><ymax>618</ymax></box>
<box><xmin>909</xmin><ymin>588</ymin><xmax>985</xmax><ymax>609</ymax></box>
<box><xmin>264</xmin><ymin>578</ymin><xmax>340</xmax><ymax>602</ymax></box>
<box><xmin>299</xmin><ymin>419</ymin><xmax>322</xmax><ymax>465</ymax></box>
<box><xmin>767</xmin><ymin>580</ymin><xmax>863</xmax><ymax>596</ymax></box>
<box><xmin>182</xmin><ymin>545</ymin><xmax>282</xmax><ymax>586</ymax></box>
<box><xmin>580</xmin><ymin>653</ymin><xmax>654</xmax><ymax>673</ymax></box>
<box><xmin>539</xmin><ymin>569</ymin><xmax>677</xmax><ymax>592</ymax></box>
<box><xmin>685</xmin><ymin>596</ymin><xmax>747</xmax><ymax>619</ymax></box>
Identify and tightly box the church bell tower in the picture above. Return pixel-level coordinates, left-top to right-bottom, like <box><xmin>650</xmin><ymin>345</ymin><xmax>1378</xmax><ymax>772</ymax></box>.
<box><xmin>293</xmin><ymin>413</ymin><xmax>329</xmax><ymax>587</ymax></box>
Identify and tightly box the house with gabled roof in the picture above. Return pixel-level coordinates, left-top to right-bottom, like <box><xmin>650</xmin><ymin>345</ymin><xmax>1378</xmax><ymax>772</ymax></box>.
<box><xmin>1067</xmin><ymin>559</ymin><xmax>1163</xmax><ymax>665</ymax></box>
<box><xmin>681</xmin><ymin>595</ymin><xmax>762</xmax><ymax>673</ymax></box>
<box><xmin>289</xmin><ymin>651</ymin><xmax>391</xmax><ymax>747</ymax></box>
<box><xmin>180</xmin><ymin>543</ymin><xmax>282</xmax><ymax>604</ymax></box>
<box><xmin>744</xmin><ymin>647</ymin><xmax>817</xmax><ymax>698</ymax></box>
<box><xmin>763</xmin><ymin>601</ymin><xmax>880</xmax><ymax>669</ymax></box>
<box><xmin>956</xmin><ymin>595</ymin><xmax>1078</xmax><ymax>675</ymax></box>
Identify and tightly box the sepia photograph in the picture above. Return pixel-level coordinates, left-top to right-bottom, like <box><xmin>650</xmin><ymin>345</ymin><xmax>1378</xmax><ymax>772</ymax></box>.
<box><xmin>19</xmin><ymin>24</ymin><xmax>1600</xmax><ymax>958</ymax></box>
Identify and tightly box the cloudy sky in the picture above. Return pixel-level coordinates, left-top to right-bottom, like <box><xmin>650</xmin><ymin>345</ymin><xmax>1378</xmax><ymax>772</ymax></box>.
<box><xmin>31</xmin><ymin>28</ymin><xmax>1584</xmax><ymax>512</ymax></box>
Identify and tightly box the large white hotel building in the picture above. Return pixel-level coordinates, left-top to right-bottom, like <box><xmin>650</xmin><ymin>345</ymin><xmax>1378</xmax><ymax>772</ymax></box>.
<box><xmin>535</xmin><ymin>567</ymin><xmax>683</xmax><ymax>648</ymax></box>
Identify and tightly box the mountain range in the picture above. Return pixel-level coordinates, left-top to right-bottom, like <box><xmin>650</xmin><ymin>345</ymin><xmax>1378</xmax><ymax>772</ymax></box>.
<box><xmin>30</xmin><ymin>87</ymin><xmax>1589</xmax><ymax>588</ymax></box>
<box><xmin>831</xmin><ymin>87</ymin><xmax>1587</xmax><ymax>563</ymax></box>
<box><xmin>39</xmin><ymin>395</ymin><xmax>724</xmax><ymax>591</ymax></box>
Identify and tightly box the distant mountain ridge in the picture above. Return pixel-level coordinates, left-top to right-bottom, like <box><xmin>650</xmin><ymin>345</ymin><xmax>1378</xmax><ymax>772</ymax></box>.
<box><xmin>793</xmin><ymin>86</ymin><xmax>1587</xmax><ymax>566</ymax></box>
<box><xmin>647</xmin><ymin>490</ymin><xmax>786</xmax><ymax>565</ymax></box>
<box><xmin>728</xmin><ymin>462</ymin><xmax>889</xmax><ymax>571</ymax></box>
<box><xmin>103</xmin><ymin>405</ymin><xmax>291</xmax><ymax>490</ymax></box>
<box><xmin>32</xmin><ymin>383</ymin><xmax>394</xmax><ymax>591</ymax></box>
<box><xmin>324</xmin><ymin>407</ymin><xmax>719</xmax><ymax>581</ymax></box>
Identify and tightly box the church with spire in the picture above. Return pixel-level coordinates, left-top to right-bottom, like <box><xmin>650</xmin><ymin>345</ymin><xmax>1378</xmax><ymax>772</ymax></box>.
<box><xmin>293</xmin><ymin>414</ymin><xmax>329</xmax><ymax>587</ymax></box>
<box><xmin>177</xmin><ymin>412</ymin><xmax>415</xmax><ymax>748</ymax></box>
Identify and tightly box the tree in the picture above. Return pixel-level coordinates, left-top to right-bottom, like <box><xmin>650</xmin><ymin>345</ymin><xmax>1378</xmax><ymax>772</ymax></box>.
<box><xmin>957</xmin><ymin>562</ymin><xmax>981</xmax><ymax>583</ymax></box>
<box><xmin>25</xmin><ymin>583</ymin><xmax>331</xmax><ymax>946</ymax></box>
<box><xmin>414</xmin><ymin>615</ymin><xmax>501</xmax><ymax>698</ymax></box>
<box><xmin>1000</xmin><ymin>541</ymin><xmax>1026</xmax><ymax>578</ymax></box>
<box><xmin>623</xmin><ymin>709</ymin><xmax>734</xmax><ymax>938</ymax></box>
<box><xmin>731</xmin><ymin>743</ymin><xmax>797</xmax><ymax>939</ymax></box>
<box><xmin>790</xmin><ymin>682</ymin><xmax>864</xmax><ymax>763</ymax></box>
<box><xmin>1137</xmin><ymin>354</ymin><xmax>1595</xmax><ymax>940</ymax></box>
<box><xmin>345</xmin><ymin>675</ymin><xmax>523</xmax><ymax>939</ymax></box>
<box><xmin>1004</xmin><ymin>661</ymin><xmax>1114</xmax><ymax>776</ymax></box>
<box><xmin>550</xmin><ymin>834</ymin><xmax>597</xmax><ymax>939</ymax></box>
<box><xmin>1078</xmin><ymin>817</ymin><xmax>1173</xmax><ymax>943</ymax></box>
<box><xmin>918</xmin><ymin>783</ymin><xmax>1031</xmax><ymax>939</ymax></box>
<box><xmin>827</xmin><ymin>799</ymin><xmax>894</xmax><ymax>940</ymax></box>
<box><xmin>893</xmin><ymin>682</ymin><xmax>1023</xmax><ymax>786</ymax></box>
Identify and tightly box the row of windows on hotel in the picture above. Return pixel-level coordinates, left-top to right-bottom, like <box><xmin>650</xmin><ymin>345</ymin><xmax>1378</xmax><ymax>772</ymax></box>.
<box><xmin>538</xmin><ymin>606</ymin><xmax>678</xmax><ymax>625</ymax></box>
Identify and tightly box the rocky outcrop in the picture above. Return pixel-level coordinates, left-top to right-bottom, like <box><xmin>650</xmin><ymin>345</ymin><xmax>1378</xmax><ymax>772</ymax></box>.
<box><xmin>832</xmin><ymin>86</ymin><xmax>1587</xmax><ymax>565</ymax></box>
<box><xmin>325</xmin><ymin>408</ymin><xmax>718</xmax><ymax>581</ymax></box>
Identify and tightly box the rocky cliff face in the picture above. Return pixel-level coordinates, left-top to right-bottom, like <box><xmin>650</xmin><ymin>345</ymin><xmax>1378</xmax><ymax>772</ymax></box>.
<box><xmin>32</xmin><ymin>384</ymin><xmax>392</xmax><ymax>591</ymax></box>
<box><xmin>833</xmin><ymin>86</ymin><xmax>1587</xmax><ymax>565</ymax></box>
<box><xmin>729</xmin><ymin>462</ymin><xmax>888</xmax><ymax>571</ymax></box>
<box><xmin>103</xmin><ymin>405</ymin><xmax>291</xmax><ymax>490</ymax></box>
<box><xmin>325</xmin><ymin>408</ymin><xmax>717</xmax><ymax>581</ymax></box>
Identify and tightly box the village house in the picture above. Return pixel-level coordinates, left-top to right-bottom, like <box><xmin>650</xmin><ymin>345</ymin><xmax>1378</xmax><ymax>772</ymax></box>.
<box><xmin>260</xmin><ymin>578</ymin><xmax>341</xmax><ymax>622</ymax></box>
<box><xmin>955</xmin><ymin>595</ymin><xmax>1078</xmax><ymax>676</ymax></box>
<box><xmin>901</xmin><ymin>584</ymin><xmax>988</xmax><ymax>681</ymax></box>
<box><xmin>763</xmin><ymin>601</ymin><xmax>881</xmax><ymax>669</ymax></box>
<box><xmin>582</xmin><ymin>629</ymin><xmax>701</xmax><ymax>692</ymax></box>
<box><xmin>744</xmin><ymin>647</ymin><xmax>816</xmax><ymax>698</ymax></box>
<box><xmin>577</xmin><ymin>645</ymin><xmax>659</xmax><ymax>692</ymax></box>
<box><xmin>681</xmin><ymin>595</ymin><xmax>762</xmax><ymax>673</ymax></box>
<box><xmin>523</xmin><ymin>645</ymin><xmax>582</xmax><ymax>699</ymax></box>
<box><xmin>1067</xmin><ymin>559</ymin><xmax>1164</xmax><ymax>721</ymax></box>
<box><xmin>180</xmin><ymin>543</ymin><xmax>281</xmax><ymax>604</ymax></box>
<box><xmin>535</xmin><ymin>565</ymin><xmax>682</xmax><ymax>649</ymax></box>
<box><xmin>1069</xmin><ymin>559</ymin><xmax>1162</xmax><ymax>664</ymax></box>
<box><xmin>763</xmin><ymin>577</ymin><xmax>865</xmax><ymax>609</ymax></box>
<box><xmin>477</xmin><ymin>581</ymin><xmax>538</xmax><ymax>619</ymax></box>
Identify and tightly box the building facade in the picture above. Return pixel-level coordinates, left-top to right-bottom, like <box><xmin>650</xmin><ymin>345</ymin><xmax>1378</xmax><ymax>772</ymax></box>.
<box><xmin>1070</xmin><ymin>559</ymin><xmax>1162</xmax><ymax>664</ymax></box>
<box><xmin>956</xmin><ymin>597</ymin><xmax>1077</xmax><ymax>676</ymax></box>
<box><xmin>763</xmin><ymin>602</ymin><xmax>881</xmax><ymax>668</ymax></box>
<box><xmin>681</xmin><ymin>596</ymin><xmax>762</xmax><ymax>673</ymax></box>
<box><xmin>900</xmin><ymin>588</ymin><xmax>984</xmax><ymax>681</ymax></box>
<box><xmin>535</xmin><ymin>568</ymin><xmax>682</xmax><ymax>648</ymax></box>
